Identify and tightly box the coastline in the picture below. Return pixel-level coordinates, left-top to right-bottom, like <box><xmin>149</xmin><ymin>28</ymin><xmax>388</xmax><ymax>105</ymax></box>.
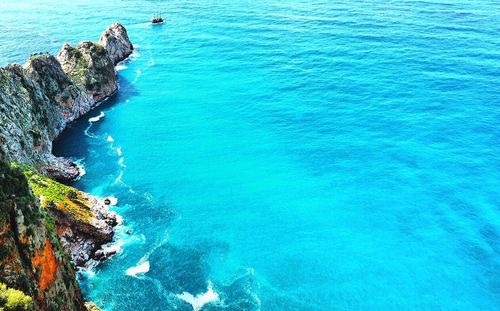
<box><xmin>0</xmin><ymin>23</ymin><xmax>134</xmax><ymax>310</ymax></box>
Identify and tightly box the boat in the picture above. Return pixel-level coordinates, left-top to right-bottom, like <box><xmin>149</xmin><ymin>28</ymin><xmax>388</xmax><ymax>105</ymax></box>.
<box><xmin>151</xmin><ymin>12</ymin><xmax>164</xmax><ymax>24</ymax></box>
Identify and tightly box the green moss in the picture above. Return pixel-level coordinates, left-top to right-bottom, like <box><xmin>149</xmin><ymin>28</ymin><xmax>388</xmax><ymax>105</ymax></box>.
<box><xmin>0</xmin><ymin>283</ymin><xmax>33</xmax><ymax>311</ymax></box>
<box><xmin>11</xmin><ymin>163</ymin><xmax>94</xmax><ymax>223</ymax></box>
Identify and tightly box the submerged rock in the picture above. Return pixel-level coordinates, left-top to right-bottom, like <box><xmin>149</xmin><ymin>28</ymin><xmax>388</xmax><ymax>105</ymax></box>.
<box><xmin>98</xmin><ymin>22</ymin><xmax>134</xmax><ymax>65</ymax></box>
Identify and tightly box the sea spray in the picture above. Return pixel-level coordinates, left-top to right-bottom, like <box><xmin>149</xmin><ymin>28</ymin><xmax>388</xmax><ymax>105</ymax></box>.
<box><xmin>73</xmin><ymin>159</ymin><xmax>86</xmax><ymax>179</ymax></box>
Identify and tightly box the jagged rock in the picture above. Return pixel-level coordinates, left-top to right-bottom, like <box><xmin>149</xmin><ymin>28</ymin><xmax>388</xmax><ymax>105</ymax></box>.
<box><xmin>98</xmin><ymin>23</ymin><xmax>134</xmax><ymax>65</ymax></box>
<box><xmin>24</xmin><ymin>53</ymin><xmax>95</xmax><ymax>125</ymax></box>
<box><xmin>21</xmin><ymin>167</ymin><xmax>119</xmax><ymax>266</ymax></box>
<box><xmin>57</xmin><ymin>41</ymin><xmax>117</xmax><ymax>102</ymax></box>
<box><xmin>94</xmin><ymin>247</ymin><xmax>118</xmax><ymax>261</ymax></box>
<box><xmin>0</xmin><ymin>55</ymin><xmax>90</xmax><ymax>180</ymax></box>
<box><xmin>42</xmin><ymin>155</ymin><xmax>80</xmax><ymax>181</ymax></box>
<box><xmin>56</xmin><ymin>195</ymin><xmax>118</xmax><ymax>266</ymax></box>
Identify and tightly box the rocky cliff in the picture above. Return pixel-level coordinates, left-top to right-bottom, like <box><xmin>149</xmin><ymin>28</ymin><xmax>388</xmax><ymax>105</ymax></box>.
<box><xmin>57</xmin><ymin>42</ymin><xmax>117</xmax><ymax>103</ymax></box>
<box><xmin>0</xmin><ymin>23</ymin><xmax>132</xmax><ymax>310</ymax></box>
<box><xmin>0</xmin><ymin>160</ymin><xmax>85</xmax><ymax>310</ymax></box>
<box><xmin>0</xmin><ymin>23</ymin><xmax>131</xmax><ymax>182</ymax></box>
<box><xmin>98</xmin><ymin>23</ymin><xmax>134</xmax><ymax>66</ymax></box>
<box><xmin>20</xmin><ymin>165</ymin><xmax>118</xmax><ymax>266</ymax></box>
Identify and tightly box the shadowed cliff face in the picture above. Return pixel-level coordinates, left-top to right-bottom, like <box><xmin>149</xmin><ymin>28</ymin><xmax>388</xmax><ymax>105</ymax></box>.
<box><xmin>0</xmin><ymin>23</ymin><xmax>132</xmax><ymax>182</ymax></box>
<box><xmin>0</xmin><ymin>160</ymin><xmax>85</xmax><ymax>311</ymax></box>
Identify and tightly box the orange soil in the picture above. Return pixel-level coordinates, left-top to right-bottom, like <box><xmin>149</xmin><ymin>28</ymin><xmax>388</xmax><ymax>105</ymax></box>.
<box><xmin>32</xmin><ymin>238</ymin><xmax>59</xmax><ymax>293</ymax></box>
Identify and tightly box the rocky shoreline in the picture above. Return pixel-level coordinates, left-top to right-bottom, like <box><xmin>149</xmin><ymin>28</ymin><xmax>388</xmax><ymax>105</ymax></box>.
<box><xmin>0</xmin><ymin>23</ymin><xmax>133</xmax><ymax>310</ymax></box>
<box><xmin>0</xmin><ymin>22</ymin><xmax>133</xmax><ymax>182</ymax></box>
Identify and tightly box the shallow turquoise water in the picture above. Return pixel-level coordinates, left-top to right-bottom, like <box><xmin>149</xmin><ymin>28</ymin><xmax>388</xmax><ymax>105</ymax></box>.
<box><xmin>1</xmin><ymin>0</ymin><xmax>500</xmax><ymax>310</ymax></box>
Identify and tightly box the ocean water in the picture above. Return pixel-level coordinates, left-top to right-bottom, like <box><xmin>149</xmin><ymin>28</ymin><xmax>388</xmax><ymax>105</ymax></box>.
<box><xmin>1</xmin><ymin>0</ymin><xmax>500</xmax><ymax>310</ymax></box>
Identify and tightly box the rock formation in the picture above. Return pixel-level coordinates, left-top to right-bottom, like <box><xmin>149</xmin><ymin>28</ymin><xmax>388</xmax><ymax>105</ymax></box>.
<box><xmin>21</xmin><ymin>165</ymin><xmax>118</xmax><ymax>266</ymax></box>
<box><xmin>0</xmin><ymin>23</ymin><xmax>132</xmax><ymax>182</ymax></box>
<box><xmin>98</xmin><ymin>23</ymin><xmax>134</xmax><ymax>65</ymax></box>
<box><xmin>0</xmin><ymin>58</ymin><xmax>85</xmax><ymax>181</ymax></box>
<box><xmin>57</xmin><ymin>42</ymin><xmax>117</xmax><ymax>102</ymax></box>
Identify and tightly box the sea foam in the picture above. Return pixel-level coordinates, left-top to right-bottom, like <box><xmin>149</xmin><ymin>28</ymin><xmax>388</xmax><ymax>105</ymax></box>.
<box><xmin>89</xmin><ymin>111</ymin><xmax>105</xmax><ymax>123</ymax></box>
<box><xmin>126</xmin><ymin>261</ymin><xmax>150</xmax><ymax>277</ymax></box>
<box><xmin>176</xmin><ymin>282</ymin><xmax>219</xmax><ymax>311</ymax></box>
<box><xmin>73</xmin><ymin>160</ymin><xmax>86</xmax><ymax>179</ymax></box>
<box><xmin>116</xmin><ymin>64</ymin><xmax>128</xmax><ymax>71</ymax></box>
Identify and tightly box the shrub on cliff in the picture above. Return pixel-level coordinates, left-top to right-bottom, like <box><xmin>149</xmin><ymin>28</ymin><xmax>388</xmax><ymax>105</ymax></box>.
<box><xmin>0</xmin><ymin>283</ymin><xmax>33</xmax><ymax>311</ymax></box>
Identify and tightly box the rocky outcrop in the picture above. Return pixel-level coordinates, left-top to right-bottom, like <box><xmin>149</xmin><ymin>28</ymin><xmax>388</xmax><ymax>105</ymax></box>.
<box><xmin>24</xmin><ymin>52</ymin><xmax>95</xmax><ymax>123</ymax></box>
<box><xmin>0</xmin><ymin>23</ymin><xmax>132</xmax><ymax>182</ymax></box>
<box><xmin>0</xmin><ymin>160</ymin><xmax>86</xmax><ymax>310</ymax></box>
<box><xmin>20</xmin><ymin>165</ymin><xmax>118</xmax><ymax>266</ymax></box>
<box><xmin>98</xmin><ymin>23</ymin><xmax>134</xmax><ymax>65</ymax></box>
<box><xmin>0</xmin><ymin>57</ymin><xmax>86</xmax><ymax>182</ymax></box>
<box><xmin>57</xmin><ymin>42</ymin><xmax>117</xmax><ymax>102</ymax></box>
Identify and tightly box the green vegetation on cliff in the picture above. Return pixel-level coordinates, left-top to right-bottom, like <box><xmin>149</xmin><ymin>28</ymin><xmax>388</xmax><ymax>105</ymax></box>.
<box><xmin>11</xmin><ymin>163</ymin><xmax>94</xmax><ymax>223</ymax></box>
<box><xmin>57</xmin><ymin>41</ymin><xmax>116</xmax><ymax>102</ymax></box>
<box><xmin>0</xmin><ymin>283</ymin><xmax>33</xmax><ymax>311</ymax></box>
<box><xmin>0</xmin><ymin>22</ymin><xmax>131</xmax><ymax>310</ymax></box>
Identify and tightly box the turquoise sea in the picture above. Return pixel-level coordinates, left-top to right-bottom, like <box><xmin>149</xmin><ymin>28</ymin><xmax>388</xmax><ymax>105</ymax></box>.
<box><xmin>1</xmin><ymin>0</ymin><xmax>500</xmax><ymax>310</ymax></box>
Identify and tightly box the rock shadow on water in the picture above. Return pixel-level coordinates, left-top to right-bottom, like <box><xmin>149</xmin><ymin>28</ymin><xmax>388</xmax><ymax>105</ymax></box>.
<box><xmin>115</xmin><ymin>72</ymin><xmax>141</xmax><ymax>102</ymax></box>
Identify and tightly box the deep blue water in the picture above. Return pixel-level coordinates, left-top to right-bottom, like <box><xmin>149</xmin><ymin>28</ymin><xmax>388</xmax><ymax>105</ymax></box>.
<box><xmin>1</xmin><ymin>0</ymin><xmax>500</xmax><ymax>310</ymax></box>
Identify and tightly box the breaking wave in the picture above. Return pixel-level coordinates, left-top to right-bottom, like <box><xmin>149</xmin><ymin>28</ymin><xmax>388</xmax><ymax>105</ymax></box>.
<box><xmin>89</xmin><ymin>111</ymin><xmax>105</xmax><ymax>123</ymax></box>
<box><xmin>126</xmin><ymin>260</ymin><xmax>150</xmax><ymax>277</ymax></box>
<box><xmin>116</xmin><ymin>64</ymin><xmax>128</xmax><ymax>71</ymax></box>
<box><xmin>176</xmin><ymin>281</ymin><xmax>220</xmax><ymax>311</ymax></box>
